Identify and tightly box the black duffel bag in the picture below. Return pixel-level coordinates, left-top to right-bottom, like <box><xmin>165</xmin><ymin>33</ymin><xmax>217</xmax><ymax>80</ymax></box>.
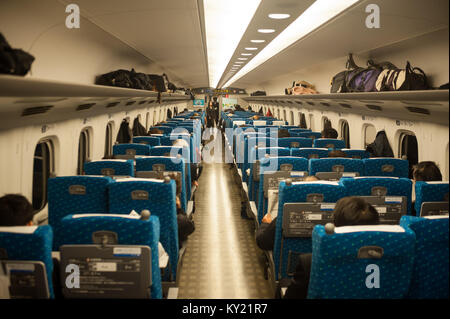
<box><xmin>0</xmin><ymin>33</ymin><xmax>35</xmax><ymax>76</ymax></box>
<box><xmin>95</xmin><ymin>69</ymin><xmax>133</xmax><ymax>88</ymax></box>
<box><xmin>148</xmin><ymin>74</ymin><xmax>167</xmax><ymax>92</ymax></box>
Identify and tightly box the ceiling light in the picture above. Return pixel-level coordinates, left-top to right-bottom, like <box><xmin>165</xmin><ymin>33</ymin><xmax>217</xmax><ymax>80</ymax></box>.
<box><xmin>241</xmin><ymin>53</ymin><xmax>252</xmax><ymax>56</ymax></box>
<box><xmin>223</xmin><ymin>0</ymin><xmax>361</xmax><ymax>88</ymax></box>
<box><xmin>203</xmin><ymin>0</ymin><xmax>262</xmax><ymax>88</ymax></box>
<box><xmin>238</xmin><ymin>58</ymin><xmax>248</xmax><ymax>60</ymax></box>
<box><xmin>257</xmin><ymin>29</ymin><xmax>276</xmax><ymax>33</ymax></box>
<box><xmin>245</xmin><ymin>47</ymin><xmax>258</xmax><ymax>51</ymax></box>
<box><xmin>251</xmin><ymin>39</ymin><xmax>265</xmax><ymax>43</ymax></box>
<box><xmin>268</xmin><ymin>13</ymin><xmax>291</xmax><ymax>19</ymax></box>
<box><xmin>235</xmin><ymin>61</ymin><xmax>244</xmax><ymax>64</ymax></box>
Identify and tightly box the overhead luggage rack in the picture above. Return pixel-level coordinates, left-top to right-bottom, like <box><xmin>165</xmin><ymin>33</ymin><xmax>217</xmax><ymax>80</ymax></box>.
<box><xmin>243</xmin><ymin>90</ymin><xmax>449</xmax><ymax>125</ymax></box>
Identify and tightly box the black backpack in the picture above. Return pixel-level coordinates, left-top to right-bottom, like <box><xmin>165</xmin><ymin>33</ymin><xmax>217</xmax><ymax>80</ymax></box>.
<box><xmin>0</xmin><ymin>33</ymin><xmax>35</xmax><ymax>76</ymax></box>
<box><xmin>96</xmin><ymin>69</ymin><xmax>133</xmax><ymax>88</ymax></box>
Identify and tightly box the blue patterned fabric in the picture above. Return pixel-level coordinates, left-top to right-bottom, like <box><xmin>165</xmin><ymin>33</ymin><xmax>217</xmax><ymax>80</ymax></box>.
<box><xmin>108</xmin><ymin>179</ymin><xmax>179</xmax><ymax>280</ymax></box>
<box><xmin>309</xmin><ymin>158</ymin><xmax>364</xmax><ymax>176</ymax></box>
<box><xmin>0</xmin><ymin>226</ymin><xmax>54</xmax><ymax>298</ymax></box>
<box><xmin>113</xmin><ymin>143</ymin><xmax>151</xmax><ymax>156</ymax></box>
<box><xmin>149</xmin><ymin>146</ymin><xmax>191</xmax><ymax>198</ymax></box>
<box><xmin>342</xmin><ymin>149</ymin><xmax>371</xmax><ymax>159</ymax></box>
<box><xmin>340</xmin><ymin>177</ymin><xmax>413</xmax><ymax>215</ymax></box>
<box><xmin>292</xmin><ymin>148</ymin><xmax>329</xmax><ymax>159</ymax></box>
<box><xmin>256</xmin><ymin>157</ymin><xmax>309</xmax><ymax>223</ymax></box>
<box><xmin>133</xmin><ymin>136</ymin><xmax>161</xmax><ymax>147</ymax></box>
<box><xmin>363</xmin><ymin>158</ymin><xmax>409</xmax><ymax>178</ymax></box>
<box><xmin>59</xmin><ymin>214</ymin><xmax>162</xmax><ymax>299</ymax></box>
<box><xmin>414</xmin><ymin>182</ymin><xmax>449</xmax><ymax>215</ymax></box>
<box><xmin>244</xmin><ymin>137</ymin><xmax>278</xmax><ymax>180</ymax></box>
<box><xmin>307</xmin><ymin>225</ymin><xmax>416</xmax><ymax>299</ymax></box>
<box><xmin>400</xmin><ymin>216</ymin><xmax>449</xmax><ymax>299</ymax></box>
<box><xmin>288</xmin><ymin>128</ymin><xmax>312</xmax><ymax>134</ymax></box>
<box><xmin>278</xmin><ymin>137</ymin><xmax>313</xmax><ymax>149</ymax></box>
<box><xmin>313</xmin><ymin>138</ymin><xmax>346</xmax><ymax>149</ymax></box>
<box><xmin>135</xmin><ymin>156</ymin><xmax>187</xmax><ymax>211</ymax></box>
<box><xmin>274</xmin><ymin>181</ymin><xmax>347</xmax><ymax>280</ymax></box>
<box><xmin>235</xmin><ymin>132</ymin><xmax>267</xmax><ymax>166</ymax></box>
<box><xmin>48</xmin><ymin>176</ymin><xmax>114</xmax><ymax>250</ymax></box>
<box><xmin>84</xmin><ymin>160</ymin><xmax>134</xmax><ymax>177</ymax></box>
<box><xmin>294</xmin><ymin>132</ymin><xmax>322</xmax><ymax>139</ymax></box>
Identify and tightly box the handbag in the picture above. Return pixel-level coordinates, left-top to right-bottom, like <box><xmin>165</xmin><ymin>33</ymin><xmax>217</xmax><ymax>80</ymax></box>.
<box><xmin>0</xmin><ymin>33</ymin><xmax>35</xmax><ymax>76</ymax></box>
<box><xmin>375</xmin><ymin>61</ymin><xmax>430</xmax><ymax>91</ymax></box>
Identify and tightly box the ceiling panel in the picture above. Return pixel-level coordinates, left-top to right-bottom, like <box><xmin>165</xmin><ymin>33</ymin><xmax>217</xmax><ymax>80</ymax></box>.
<box><xmin>71</xmin><ymin>0</ymin><xmax>209</xmax><ymax>88</ymax></box>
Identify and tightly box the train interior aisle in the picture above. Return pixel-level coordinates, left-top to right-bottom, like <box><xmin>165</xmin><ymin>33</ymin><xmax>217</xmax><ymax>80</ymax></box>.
<box><xmin>177</xmin><ymin>133</ymin><xmax>272</xmax><ymax>299</ymax></box>
<box><xmin>0</xmin><ymin>0</ymin><xmax>449</xmax><ymax>302</ymax></box>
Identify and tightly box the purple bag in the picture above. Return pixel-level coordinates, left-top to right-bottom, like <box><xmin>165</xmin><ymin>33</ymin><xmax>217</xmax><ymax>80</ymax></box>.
<box><xmin>346</xmin><ymin>67</ymin><xmax>382</xmax><ymax>92</ymax></box>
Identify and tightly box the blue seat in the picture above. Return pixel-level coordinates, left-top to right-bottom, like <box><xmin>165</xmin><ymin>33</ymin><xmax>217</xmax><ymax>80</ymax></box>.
<box><xmin>108</xmin><ymin>178</ymin><xmax>179</xmax><ymax>281</ymax></box>
<box><xmin>340</xmin><ymin>177</ymin><xmax>413</xmax><ymax>215</ymax></box>
<box><xmin>414</xmin><ymin>181</ymin><xmax>449</xmax><ymax>215</ymax></box>
<box><xmin>248</xmin><ymin>148</ymin><xmax>291</xmax><ymax>201</ymax></box>
<box><xmin>307</xmin><ymin>224</ymin><xmax>416</xmax><ymax>299</ymax></box>
<box><xmin>313</xmin><ymin>138</ymin><xmax>346</xmax><ymax>149</ymax></box>
<box><xmin>400</xmin><ymin>215</ymin><xmax>449</xmax><ymax>299</ymax></box>
<box><xmin>342</xmin><ymin>149</ymin><xmax>371</xmax><ymax>159</ymax></box>
<box><xmin>59</xmin><ymin>213</ymin><xmax>163</xmax><ymax>299</ymax></box>
<box><xmin>113</xmin><ymin>143</ymin><xmax>151</xmax><ymax>156</ymax></box>
<box><xmin>288</xmin><ymin>128</ymin><xmax>312</xmax><ymax>135</ymax></box>
<box><xmin>135</xmin><ymin>156</ymin><xmax>187</xmax><ymax>211</ymax></box>
<box><xmin>0</xmin><ymin>225</ymin><xmax>54</xmax><ymax>298</ymax></box>
<box><xmin>133</xmin><ymin>136</ymin><xmax>161</xmax><ymax>147</ymax></box>
<box><xmin>244</xmin><ymin>137</ymin><xmax>278</xmax><ymax>181</ymax></box>
<box><xmin>309</xmin><ymin>158</ymin><xmax>365</xmax><ymax>177</ymax></box>
<box><xmin>149</xmin><ymin>146</ymin><xmax>191</xmax><ymax>199</ymax></box>
<box><xmin>48</xmin><ymin>176</ymin><xmax>113</xmax><ymax>250</ymax></box>
<box><xmin>278</xmin><ymin>137</ymin><xmax>313</xmax><ymax>149</ymax></box>
<box><xmin>294</xmin><ymin>132</ymin><xmax>322</xmax><ymax>139</ymax></box>
<box><xmin>363</xmin><ymin>158</ymin><xmax>409</xmax><ymax>178</ymax></box>
<box><xmin>292</xmin><ymin>148</ymin><xmax>329</xmax><ymax>159</ymax></box>
<box><xmin>274</xmin><ymin>181</ymin><xmax>347</xmax><ymax>280</ymax></box>
<box><xmin>256</xmin><ymin>157</ymin><xmax>309</xmax><ymax>224</ymax></box>
<box><xmin>84</xmin><ymin>160</ymin><xmax>134</xmax><ymax>177</ymax></box>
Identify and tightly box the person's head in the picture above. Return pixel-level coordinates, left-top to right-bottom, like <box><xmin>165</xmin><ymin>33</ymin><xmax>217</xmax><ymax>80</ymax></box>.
<box><xmin>0</xmin><ymin>194</ymin><xmax>35</xmax><ymax>226</ymax></box>
<box><xmin>328</xmin><ymin>150</ymin><xmax>347</xmax><ymax>158</ymax></box>
<box><xmin>172</xmin><ymin>139</ymin><xmax>189</xmax><ymax>148</ymax></box>
<box><xmin>333</xmin><ymin>197</ymin><xmax>379</xmax><ymax>227</ymax></box>
<box><xmin>213</xmin><ymin>97</ymin><xmax>217</xmax><ymax>102</ymax></box>
<box><xmin>148</xmin><ymin>128</ymin><xmax>163</xmax><ymax>135</ymax></box>
<box><xmin>412</xmin><ymin>161</ymin><xmax>442</xmax><ymax>182</ymax></box>
<box><xmin>278</xmin><ymin>129</ymin><xmax>290</xmax><ymax>138</ymax></box>
<box><xmin>304</xmin><ymin>175</ymin><xmax>319</xmax><ymax>182</ymax></box>
<box><xmin>252</xmin><ymin>115</ymin><xmax>260</xmax><ymax>120</ymax></box>
<box><xmin>321</xmin><ymin>128</ymin><xmax>338</xmax><ymax>139</ymax></box>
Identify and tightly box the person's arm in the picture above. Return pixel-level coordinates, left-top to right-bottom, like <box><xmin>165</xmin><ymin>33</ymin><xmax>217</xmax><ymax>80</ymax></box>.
<box><xmin>283</xmin><ymin>253</ymin><xmax>312</xmax><ymax>299</ymax></box>
<box><xmin>255</xmin><ymin>217</ymin><xmax>276</xmax><ymax>251</ymax></box>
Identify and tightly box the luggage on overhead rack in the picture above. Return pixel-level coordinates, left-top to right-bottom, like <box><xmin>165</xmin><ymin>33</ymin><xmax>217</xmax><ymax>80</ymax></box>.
<box><xmin>0</xmin><ymin>33</ymin><xmax>35</xmax><ymax>76</ymax></box>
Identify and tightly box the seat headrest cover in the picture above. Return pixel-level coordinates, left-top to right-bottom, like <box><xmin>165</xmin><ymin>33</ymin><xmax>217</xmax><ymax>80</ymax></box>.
<box><xmin>114</xmin><ymin>178</ymin><xmax>164</xmax><ymax>183</ymax></box>
<box><xmin>0</xmin><ymin>226</ymin><xmax>38</xmax><ymax>234</ymax></box>
<box><xmin>71</xmin><ymin>214</ymin><xmax>141</xmax><ymax>219</ymax></box>
<box><xmin>334</xmin><ymin>225</ymin><xmax>405</xmax><ymax>234</ymax></box>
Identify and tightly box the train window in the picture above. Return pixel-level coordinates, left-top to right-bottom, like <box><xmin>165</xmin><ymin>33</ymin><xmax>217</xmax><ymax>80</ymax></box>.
<box><xmin>145</xmin><ymin>112</ymin><xmax>150</xmax><ymax>130</ymax></box>
<box><xmin>283</xmin><ymin>109</ymin><xmax>287</xmax><ymax>121</ymax></box>
<box><xmin>104</xmin><ymin>122</ymin><xmax>114</xmax><ymax>158</ymax></box>
<box><xmin>446</xmin><ymin>143</ymin><xmax>449</xmax><ymax>181</ymax></box>
<box><xmin>399</xmin><ymin>132</ymin><xmax>418</xmax><ymax>178</ymax></box>
<box><xmin>153</xmin><ymin>109</ymin><xmax>157</xmax><ymax>125</ymax></box>
<box><xmin>363</xmin><ymin>124</ymin><xmax>376</xmax><ymax>148</ymax></box>
<box><xmin>340</xmin><ymin>120</ymin><xmax>350</xmax><ymax>148</ymax></box>
<box><xmin>77</xmin><ymin>128</ymin><xmax>91</xmax><ymax>175</ymax></box>
<box><xmin>299</xmin><ymin>113</ymin><xmax>307</xmax><ymax>128</ymax></box>
<box><xmin>277</xmin><ymin>109</ymin><xmax>281</xmax><ymax>119</ymax></box>
<box><xmin>322</xmin><ymin>116</ymin><xmax>331</xmax><ymax>130</ymax></box>
<box><xmin>32</xmin><ymin>139</ymin><xmax>54</xmax><ymax>211</ymax></box>
<box><xmin>290</xmin><ymin>111</ymin><xmax>294</xmax><ymax>125</ymax></box>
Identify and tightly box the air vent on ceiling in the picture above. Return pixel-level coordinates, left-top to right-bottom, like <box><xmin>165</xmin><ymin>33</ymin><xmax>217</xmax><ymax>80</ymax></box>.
<box><xmin>126</xmin><ymin>101</ymin><xmax>136</xmax><ymax>106</ymax></box>
<box><xmin>76</xmin><ymin>103</ymin><xmax>96</xmax><ymax>111</ymax></box>
<box><xmin>148</xmin><ymin>100</ymin><xmax>154</xmax><ymax>104</ymax></box>
<box><xmin>306</xmin><ymin>102</ymin><xmax>315</xmax><ymax>106</ymax></box>
<box><xmin>139</xmin><ymin>100</ymin><xmax>147</xmax><ymax>105</ymax></box>
<box><xmin>287</xmin><ymin>101</ymin><xmax>293</xmax><ymax>104</ymax></box>
<box><xmin>366</xmin><ymin>104</ymin><xmax>382</xmax><ymax>111</ymax></box>
<box><xmin>21</xmin><ymin>105</ymin><xmax>54</xmax><ymax>117</ymax></box>
<box><xmin>340</xmin><ymin>103</ymin><xmax>352</xmax><ymax>109</ymax></box>
<box><xmin>106</xmin><ymin>102</ymin><xmax>120</xmax><ymax>108</ymax></box>
<box><xmin>295</xmin><ymin>101</ymin><xmax>303</xmax><ymax>105</ymax></box>
<box><xmin>321</xmin><ymin>102</ymin><xmax>330</xmax><ymax>107</ymax></box>
<box><xmin>405</xmin><ymin>106</ymin><xmax>430</xmax><ymax>115</ymax></box>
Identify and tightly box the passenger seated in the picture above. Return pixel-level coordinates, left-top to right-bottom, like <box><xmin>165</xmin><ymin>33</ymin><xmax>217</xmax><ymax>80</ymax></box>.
<box><xmin>411</xmin><ymin>161</ymin><xmax>443</xmax><ymax>215</ymax></box>
<box><xmin>327</xmin><ymin>150</ymin><xmax>347</xmax><ymax>158</ymax></box>
<box><xmin>0</xmin><ymin>194</ymin><xmax>34</xmax><ymax>226</ymax></box>
<box><xmin>167</xmin><ymin>173</ymin><xmax>195</xmax><ymax>247</ymax></box>
<box><xmin>278</xmin><ymin>129</ymin><xmax>290</xmax><ymax>138</ymax></box>
<box><xmin>255</xmin><ymin>176</ymin><xmax>319</xmax><ymax>251</ymax></box>
<box><xmin>172</xmin><ymin>139</ymin><xmax>199</xmax><ymax>188</ymax></box>
<box><xmin>321</xmin><ymin>128</ymin><xmax>338</xmax><ymax>139</ymax></box>
<box><xmin>148</xmin><ymin>127</ymin><xmax>163</xmax><ymax>135</ymax></box>
<box><xmin>280</xmin><ymin>196</ymin><xmax>379</xmax><ymax>299</ymax></box>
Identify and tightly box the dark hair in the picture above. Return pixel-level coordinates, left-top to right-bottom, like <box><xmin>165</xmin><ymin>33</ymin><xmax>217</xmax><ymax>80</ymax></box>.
<box><xmin>333</xmin><ymin>197</ymin><xmax>379</xmax><ymax>227</ymax></box>
<box><xmin>166</xmin><ymin>172</ymin><xmax>182</xmax><ymax>196</ymax></box>
<box><xmin>0</xmin><ymin>194</ymin><xmax>35</xmax><ymax>226</ymax></box>
<box><xmin>278</xmin><ymin>129</ymin><xmax>290</xmax><ymax>138</ymax></box>
<box><xmin>321</xmin><ymin>128</ymin><xmax>338</xmax><ymax>139</ymax></box>
<box><xmin>328</xmin><ymin>150</ymin><xmax>347</xmax><ymax>158</ymax></box>
<box><xmin>148</xmin><ymin>128</ymin><xmax>163</xmax><ymax>135</ymax></box>
<box><xmin>412</xmin><ymin>161</ymin><xmax>442</xmax><ymax>182</ymax></box>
